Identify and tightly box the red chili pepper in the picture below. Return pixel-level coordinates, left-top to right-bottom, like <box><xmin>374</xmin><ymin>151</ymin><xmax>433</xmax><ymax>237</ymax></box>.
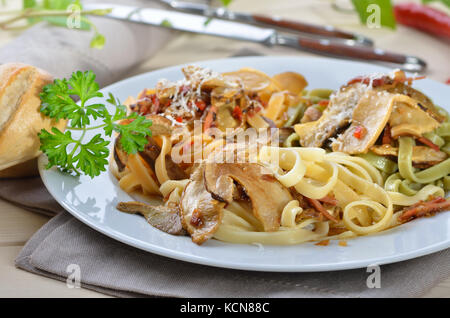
<box><xmin>347</xmin><ymin>76</ymin><xmax>386</xmax><ymax>87</ymax></box>
<box><xmin>318</xmin><ymin>100</ymin><xmax>329</xmax><ymax>107</ymax></box>
<box><xmin>175</xmin><ymin>116</ymin><xmax>183</xmax><ymax>123</ymax></box>
<box><xmin>247</xmin><ymin>105</ymin><xmax>262</xmax><ymax>118</ymax></box>
<box><xmin>232</xmin><ymin>106</ymin><xmax>243</xmax><ymax>121</ymax></box>
<box><xmin>353</xmin><ymin>126</ymin><xmax>366</xmax><ymax>139</ymax></box>
<box><xmin>195</xmin><ymin>100</ymin><xmax>206</xmax><ymax>111</ymax></box>
<box><xmin>394</xmin><ymin>3</ymin><xmax>450</xmax><ymax>39</ymax></box>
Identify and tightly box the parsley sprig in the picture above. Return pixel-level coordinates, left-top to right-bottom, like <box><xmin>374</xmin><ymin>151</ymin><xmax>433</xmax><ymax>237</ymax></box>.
<box><xmin>39</xmin><ymin>70</ymin><xmax>152</xmax><ymax>178</ymax></box>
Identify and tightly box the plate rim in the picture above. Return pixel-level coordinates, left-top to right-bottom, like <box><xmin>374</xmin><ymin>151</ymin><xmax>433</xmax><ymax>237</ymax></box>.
<box><xmin>38</xmin><ymin>55</ymin><xmax>450</xmax><ymax>272</ymax></box>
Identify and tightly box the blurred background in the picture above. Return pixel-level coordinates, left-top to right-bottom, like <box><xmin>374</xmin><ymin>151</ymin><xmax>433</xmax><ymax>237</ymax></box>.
<box><xmin>0</xmin><ymin>0</ymin><xmax>449</xmax><ymax>81</ymax></box>
<box><xmin>0</xmin><ymin>0</ymin><xmax>449</xmax><ymax>79</ymax></box>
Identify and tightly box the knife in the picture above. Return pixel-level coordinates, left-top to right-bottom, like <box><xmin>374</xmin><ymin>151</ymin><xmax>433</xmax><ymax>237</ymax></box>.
<box><xmin>158</xmin><ymin>0</ymin><xmax>374</xmax><ymax>47</ymax></box>
<box><xmin>85</xmin><ymin>3</ymin><xmax>426</xmax><ymax>72</ymax></box>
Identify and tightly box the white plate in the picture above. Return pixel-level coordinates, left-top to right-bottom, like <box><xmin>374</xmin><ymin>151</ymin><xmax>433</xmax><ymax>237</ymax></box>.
<box><xmin>39</xmin><ymin>56</ymin><xmax>450</xmax><ymax>272</ymax></box>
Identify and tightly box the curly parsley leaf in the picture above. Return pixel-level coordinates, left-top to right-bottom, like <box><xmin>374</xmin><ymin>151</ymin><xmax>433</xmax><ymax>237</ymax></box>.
<box><xmin>40</xmin><ymin>70</ymin><xmax>105</xmax><ymax>128</ymax></box>
<box><xmin>39</xmin><ymin>127</ymin><xmax>78</xmax><ymax>172</ymax></box>
<box><xmin>39</xmin><ymin>70</ymin><xmax>152</xmax><ymax>178</ymax></box>
<box><xmin>112</xmin><ymin>113</ymin><xmax>153</xmax><ymax>154</ymax></box>
<box><xmin>72</xmin><ymin>134</ymin><xmax>110</xmax><ymax>177</ymax></box>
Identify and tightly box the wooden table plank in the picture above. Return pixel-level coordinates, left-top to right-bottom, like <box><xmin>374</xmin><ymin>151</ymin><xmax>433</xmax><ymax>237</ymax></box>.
<box><xmin>0</xmin><ymin>245</ymin><xmax>110</xmax><ymax>298</ymax></box>
<box><xmin>0</xmin><ymin>200</ymin><xmax>50</xmax><ymax>246</ymax></box>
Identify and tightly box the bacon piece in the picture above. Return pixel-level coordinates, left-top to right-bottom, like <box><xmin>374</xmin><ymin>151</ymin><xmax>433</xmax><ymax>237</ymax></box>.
<box><xmin>305</xmin><ymin>197</ymin><xmax>338</xmax><ymax>223</ymax></box>
<box><xmin>318</xmin><ymin>195</ymin><xmax>338</xmax><ymax>206</ymax></box>
<box><xmin>417</xmin><ymin>136</ymin><xmax>440</xmax><ymax>152</ymax></box>
<box><xmin>399</xmin><ymin>197</ymin><xmax>450</xmax><ymax>222</ymax></box>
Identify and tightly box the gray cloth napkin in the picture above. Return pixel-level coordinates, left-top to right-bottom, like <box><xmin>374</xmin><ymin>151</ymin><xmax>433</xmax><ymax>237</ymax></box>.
<box><xmin>1</xmin><ymin>177</ymin><xmax>449</xmax><ymax>298</ymax></box>
<box><xmin>0</xmin><ymin>0</ymin><xmax>174</xmax><ymax>85</ymax></box>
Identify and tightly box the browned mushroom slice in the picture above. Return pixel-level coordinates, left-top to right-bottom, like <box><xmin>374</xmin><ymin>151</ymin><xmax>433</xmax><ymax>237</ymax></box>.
<box><xmin>277</xmin><ymin>127</ymin><xmax>295</xmax><ymax>145</ymax></box>
<box><xmin>204</xmin><ymin>163</ymin><xmax>292</xmax><ymax>232</ymax></box>
<box><xmin>387</xmin><ymin>95</ymin><xmax>440</xmax><ymax>138</ymax></box>
<box><xmin>387</xmin><ymin>82</ymin><xmax>445</xmax><ymax>123</ymax></box>
<box><xmin>331</xmin><ymin>90</ymin><xmax>396</xmax><ymax>154</ymax></box>
<box><xmin>140</xmin><ymin>137</ymin><xmax>187</xmax><ymax>180</ymax></box>
<box><xmin>116</xmin><ymin>201</ymin><xmax>186</xmax><ymax>235</ymax></box>
<box><xmin>294</xmin><ymin>83</ymin><xmax>367</xmax><ymax>147</ymax></box>
<box><xmin>145</xmin><ymin>115</ymin><xmax>173</xmax><ymax>136</ymax></box>
<box><xmin>113</xmin><ymin>136</ymin><xmax>128</xmax><ymax>172</ymax></box>
<box><xmin>180</xmin><ymin>164</ymin><xmax>225</xmax><ymax>244</ymax></box>
<box><xmin>370</xmin><ymin>144</ymin><xmax>448</xmax><ymax>167</ymax></box>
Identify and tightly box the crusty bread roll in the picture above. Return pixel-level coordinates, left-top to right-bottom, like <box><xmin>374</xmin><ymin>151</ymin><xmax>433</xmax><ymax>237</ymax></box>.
<box><xmin>0</xmin><ymin>63</ymin><xmax>66</xmax><ymax>178</ymax></box>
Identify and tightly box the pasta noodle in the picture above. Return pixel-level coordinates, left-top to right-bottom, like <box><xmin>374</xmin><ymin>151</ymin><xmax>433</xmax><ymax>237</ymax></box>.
<box><xmin>112</xmin><ymin>65</ymin><xmax>449</xmax><ymax>246</ymax></box>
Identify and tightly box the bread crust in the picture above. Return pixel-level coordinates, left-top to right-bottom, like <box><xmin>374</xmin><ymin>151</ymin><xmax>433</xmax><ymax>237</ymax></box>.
<box><xmin>0</xmin><ymin>63</ymin><xmax>66</xmax><ymax>177</ymax></box>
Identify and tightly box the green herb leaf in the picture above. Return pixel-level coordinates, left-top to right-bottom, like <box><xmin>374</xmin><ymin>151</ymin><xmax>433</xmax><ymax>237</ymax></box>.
<box><xmin>43</xmin><ymin>0</ymin><xmax>74</xmax><ymax>10</ymax></box>
<box><xmin>42</xmin><ymin>16</ymin><xmax>91</xmax><ymax>30</ymax></box>
<box><xmin>39</xmin><ymin>127</ymin><xmax>78</xmax><ymax>172</ymax></box>
<box><xmin>23</xmin><ymin>0</ymin><xmax>37</xmax><ymax>8</ymax></box>
<box><xmin>220</xmin><ymin>0</ymin><xmax>233</xmax><ymax>7</ymax></box>
<box><xmin>72</xmin><ymin>133</ymin><xmax>110</xmax><ymax>177</ymax></box>
<box><xmin>40</xmin><ymin>70</ymin><xmax>104</xmax><ymax>128</ymax></box>
<box><xmin>90</xmin><ymin>33</ymin><xmax>105</xmax><ymax>49</ymax></box>
<box><xmin>102</xmin><ymin>93</ymin><xmax>127</xmax><ymax>136</ymax></box>
<box><xmin>39</xmin><ymin>70</ymin><xmax>152</xmax><ymax>178</ymax></box>
<box><xmin>111</xmin><ymin>113</ymin><xmax>152</xmax><ymax>154</ymax></box>
<box><xmin>160</xmin><ymin>19</ymin><xmax>173</xmax><ymax>28</ymax></box>
<box><xmin>351</xmin><ymin>0</ymin><xmax>396</xmax><ymax>29</ymax></box>
<box><xmin>204</xmin><ymin>17</ymin><xmax>213</xmax><ymax>26</ymax></box>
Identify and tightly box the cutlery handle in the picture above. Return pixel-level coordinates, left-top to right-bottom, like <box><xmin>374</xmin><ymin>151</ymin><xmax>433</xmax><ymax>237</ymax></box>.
<box><xmin>279</xmin><ymin>36</ymin><xmax>426</xmax><ymax>72</ymax></box>
<box><xmin>252</xmin><ymin>13</ymin><xmax>373</xmax><ymax>46</ymax></box>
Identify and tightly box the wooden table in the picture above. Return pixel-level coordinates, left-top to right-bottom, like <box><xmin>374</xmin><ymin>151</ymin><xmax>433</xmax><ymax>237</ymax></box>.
<box><xmin>0</xmin><ymin>0</ymin><xmax>449</xmax><ymax>297</ymax></box>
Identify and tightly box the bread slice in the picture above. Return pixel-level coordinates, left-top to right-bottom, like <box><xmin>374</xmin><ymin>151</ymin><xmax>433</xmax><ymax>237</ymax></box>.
<box><xmin>0</xmin><ymin>63</ymin><xmax>66</xmax><ymax>178</ymax></box>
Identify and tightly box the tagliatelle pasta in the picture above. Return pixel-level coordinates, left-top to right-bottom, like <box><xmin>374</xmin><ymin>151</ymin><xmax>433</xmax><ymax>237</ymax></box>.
<box><xmin>111</xmin><ymin>65</ymin><xmax>449</xmax><ymax>246</ymax></box>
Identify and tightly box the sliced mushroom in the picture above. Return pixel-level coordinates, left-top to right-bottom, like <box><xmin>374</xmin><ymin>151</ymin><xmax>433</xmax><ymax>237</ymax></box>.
<box><xmin>145</xmin><ymin>114</ymin><xmax>173</xmax><ymax>136</ymax></box>
<box><xmin>370</xmin><ymin>144</ymin><xmax>447</xmax><ymax>167</ymax></box>
<box><xmin>387</xmin><ymin>82</ymin><xmax>445</xmax><ymax>123</ymax></box>
<box><xmin>204</xmin><ymin>163</ymin><xmax>292</xmax><ymax>232</ymax></box>
<box><xmin>180</xmin><ymin>164</ymin><xmax>225</xmax><ymax>244</ymax></box>
<box><xmin>140</xmin><ymin>137</ymin><xmax>187</xmax><ymax>180</ymax></box>
<box><xmin>113</xmin><ymin>135</ymin><xmax>128</xmax><ymax>172</ymax></box>
<box><xmin>387</xmin><ymin>95</ymin><xmax>440</xmax><ymax>138</ymax></box>
<box><xmin>331</xmin><ymin>90</ymin><xmax>396</xmax><ymax>154</ymax></box>
<box><xmin>116</xmin><ymin>201</ymin><xmax>186</xmax><ymax>235</ymax></box>
<box><xmin>295</xmin><ymin>83</ymin><xmax>367</xmax><ymax>147</ymax></box>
